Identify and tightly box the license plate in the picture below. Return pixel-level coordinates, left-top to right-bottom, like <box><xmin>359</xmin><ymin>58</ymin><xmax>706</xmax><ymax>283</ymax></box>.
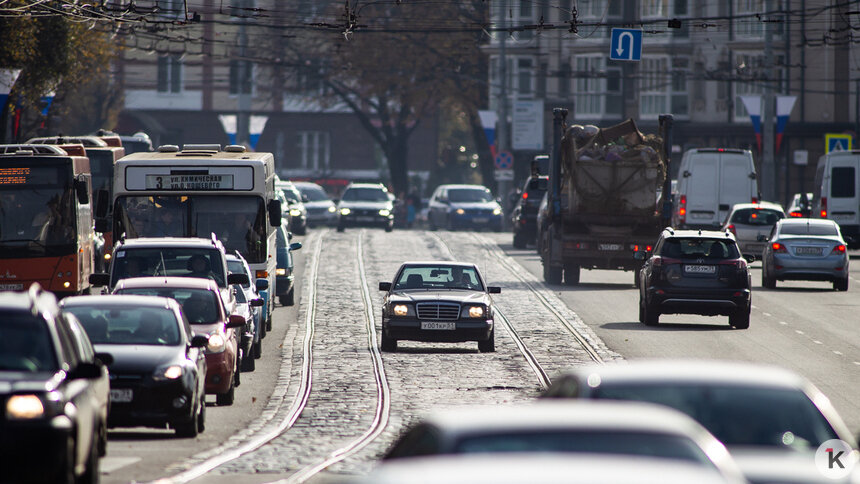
<box><xmin>420</xmin><ymin>322</ymin><xmax>456</xmax><ymax>330</ymax></box>
<box><xmin>472</xmin><ymin>217</ymin><xmax>488</xmax><ymax>223</ymax></box>
<box><xmin>110</xmin><ymin>389</ymin><xmax>133</xmax><ymax>403</ymax></box>
<box><xmin>356</xmin><ymin>216</ymin><xmax>374</xmax><ymax>222</ymax></box>
<box><xmin>684</xmin><ymin>265</ymin><xmax>716</xmax><ymax>274</ymax></box>
<box><xmin>0</xmin><ymin>283</ymin><xmax>23</xmax><ymax>291</ymax></box>
<box><xmin>795</xmin><ymin>246</ymin><xmax>822</xmax><ymax>255</ymax></box>
<box><xmin>599</xmin><ymin>244</ymin><xmax>622</xmax><ymax>251</ymax></box>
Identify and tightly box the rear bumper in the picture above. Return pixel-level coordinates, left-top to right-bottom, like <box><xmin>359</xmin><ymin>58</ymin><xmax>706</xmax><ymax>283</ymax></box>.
<box><xmin>648</xmin><ymin>287</ymin><xmax>750</xmax><ymax>316</ymax></box>
<box><xmin>770</xmin><ymin>254</ymin><xmax>848</xmax><ymax>281</ymax></box>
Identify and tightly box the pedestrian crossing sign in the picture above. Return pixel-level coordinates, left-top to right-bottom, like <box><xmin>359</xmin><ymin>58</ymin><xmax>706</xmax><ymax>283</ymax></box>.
<box><xmin>825</xmin><ymin>133</ymin><xmax>852</xmax><ymax>153</ymax></box>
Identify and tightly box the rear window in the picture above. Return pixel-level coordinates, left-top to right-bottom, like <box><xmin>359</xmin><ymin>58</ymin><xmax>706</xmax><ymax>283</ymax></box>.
<box><xmin>730</xmin><ymin>208</ymin><xmax>784</xmax><ymax>226</ymax></box>
<box><xmin>659</xmin><ymin>238</ymin><xmax>740</xmax><ymax>260</ymax></box>
<box><xmin>0</xmin><ymin>312</ymin><xmax>58</xmax><ymax>371</ymax></box>
<box><xmin>831</xmin><ymin>167</ymin><xmax>855</xmax><ymax>198</ymax></box>
<box><xmin>780</xmin><ymin>223</ymin><xmax>839</xmax><ymax>236</ymax></box>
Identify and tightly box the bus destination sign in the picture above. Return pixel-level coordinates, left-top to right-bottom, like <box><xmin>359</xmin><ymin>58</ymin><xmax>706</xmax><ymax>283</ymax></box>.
<box><xmin>0</xmin><ymin>167</ymin><xmax>30</xmax><ymax>185</ymax></box>
<box><xmin>145</xmin><ymin>174</ymin><xmax>234</xmax><ymax>190</ymax></box>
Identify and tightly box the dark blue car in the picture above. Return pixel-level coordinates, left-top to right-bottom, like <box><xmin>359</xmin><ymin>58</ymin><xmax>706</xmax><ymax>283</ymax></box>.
<box><xmin>275</xmin><ymin>223</ymin><xmax>302</xmax><ymax>306</ymax></box>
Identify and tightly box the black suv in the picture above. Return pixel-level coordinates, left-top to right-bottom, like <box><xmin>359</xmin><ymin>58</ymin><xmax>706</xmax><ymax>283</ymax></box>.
<box><xmin>638</xmin><ymin>228</ymin><xmax>751</xmax><ymax>329</ymax></box>
<box><xmin>0</xmin><ymin>284</ymin><xmax>111</xmax><ymax>483</ymax></box>
<box><xmin>511</xmin><ymin>176</ymin><xmax>548</xmax><ymax>248</ymax></box>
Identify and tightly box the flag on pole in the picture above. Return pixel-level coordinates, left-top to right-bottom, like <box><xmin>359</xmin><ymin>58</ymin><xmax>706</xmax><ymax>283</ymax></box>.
<box><xmin>218</xmin><ymin>114</ymin><xmax>237</xmax><ymax>145</ymax></box>
<box><xmin>249</xmin><ymin>115</ymin><xmax>268</xmax><ymax>150</ymax></box>
<box><xmin>479</xmin><ymin>110</ymin><xmax>498</xmax><ymax>160</ymax></box>
<box><xmin>740</xmin><ymin>95</ymin><xmax>762</xmax><ymax>153</ymax></box>
<box><xmin>775</xmin><ymin>96</ymin><xmax>797</xmax><ymax>154</ymax></box>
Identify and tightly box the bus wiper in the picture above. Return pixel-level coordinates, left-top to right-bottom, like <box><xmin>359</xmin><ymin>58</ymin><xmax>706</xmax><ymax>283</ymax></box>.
<box><xmin>155</xmin><ymin>252</ymin><xmax>167</xmax><ymax>276</ymax></box>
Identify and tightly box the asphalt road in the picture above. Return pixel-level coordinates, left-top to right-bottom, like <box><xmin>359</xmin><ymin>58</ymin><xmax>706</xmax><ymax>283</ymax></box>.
<box><xmin>492</xmin><ymin>233</ymin><xmax>860</xmax><ymax>437</ymax></box>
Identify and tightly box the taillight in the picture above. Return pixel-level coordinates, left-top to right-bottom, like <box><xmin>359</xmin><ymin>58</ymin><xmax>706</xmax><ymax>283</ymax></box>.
<box><xmin>772</xmin><ymin>242</ymin><xmax>787</xmax><ymax>253</ymax></box>
<box><xmin>832</xmin><ymin>244</ymin><xmax>846</xmax><ymax>254</ymax></box>
<box><xmin>820</xmin><ymin>197</ymin><xmax>828</xmax><ymax>218</ymax></box>
<box><xmin>752</xmin><ymin>197</ymin><xmax>759</xmax><ymax>204</ymax></box>
<box><xmin>678</xmin><ymin>195</ymin><xmax>687</xmax><ymax>223</ymax></box>
<box><xmin>522</xmin><ymin>192</ymin><xmax>528</xmax><ymax>200</ymax></box>
<box><xmin>727</xmin><ymin>224</ymin><xmax>737</xmax><ymax>236</ymax></box>
<box><xmin>718</xmin><ymin>258</ymin><xmax>747</xmax><ymax>269</ymax></box>
<box><xmin>653</xmin><ymin>256</ymin><xmax>681</xmax><ymax>267</ymax></box>
<box><xmin>256</xmin><ymin>270</ymin><xmax>268</xmax><ymax>278</ymax></box>
<box><xmin>789</xmin><ymin>211</ymin><xmax>802</xmax><ymax>218</ymax></box>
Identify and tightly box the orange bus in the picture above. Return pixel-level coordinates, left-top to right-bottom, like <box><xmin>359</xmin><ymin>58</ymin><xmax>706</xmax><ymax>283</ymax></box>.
<box><xmin>0</xmin><ymin>144</ymin><xmax>95</xmax><ymax>297</ymax></box>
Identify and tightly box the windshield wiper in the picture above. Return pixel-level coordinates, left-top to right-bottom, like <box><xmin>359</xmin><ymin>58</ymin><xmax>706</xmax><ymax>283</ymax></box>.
<box><xmin>154</xmin><ymin>252</ymin><xmax>167</xmax><ymax>276</ymax></box>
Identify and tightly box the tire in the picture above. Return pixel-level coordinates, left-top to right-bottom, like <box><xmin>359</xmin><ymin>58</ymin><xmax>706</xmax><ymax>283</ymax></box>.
<box><xmin>634</xmin><ymin>267</ymin><xmax>642</xmax><ymax>289</ymax></box>
<box><xmin>380</xmin><ymin>330</ymin><xmax>397</xmax><ymax>352</ymax></box>
<box><xmin>197</xmin><ymin>399</ymin><xmax>206</xmax><ymax>433</ymax></box>
<box><xmin>543</xmin><ymin>263</ymin><xmax>563</xmax><ymax>285</ymax></box>
<box><xmin>478</xmin><ymin>330</ymin><xmax>495</xmax><ymax>353</ymax></box>
<box><xmin>174</xmin><ymin>403</ymin><xmax>200</xmax><ymax>438</ymax></box>
<box><xmin>216</xmin><ymin>384</ymin><xmax>235</xmax><ymax>406</ymax></box>
<box><xmin>241</xmin><ymin>352</ymin><xmax>256</xmax><ymax>372</ymax></box>
<box><xmin>761</xmin><ymin>267</ymin><xmax>776</xmax><ymax>289</ymax></box>
<box><xmin>428</xmin><ymin>215</ymin><xmax>437</xmax><ymax>231</ymax></box>
<box><xmin>729</xmin><ymin>305</ymin><xmax>751</xmax><ymax>329</ymax></box>
<box><xmin>253</xmin><ymin>339</ymin><xmax>262</xmax><ymax>359</ymax></box>
<box><xmin>385</xmin><ymin>224</ymin><xmax>393</xmax><ymax>233</ymax></box>
<box><xmin>563</xmin><ymin>264</ymin><xmax>580</xmax><ymax>285</ymax></box>
<box><xmin>76</xmin><ymin>437</ymin><xmax>99</xmax><ymax>484</ymax></box>
<box><xmin>336</xmin><ymin>224</ymin><xmax>345</xmax><ymax>232</ymax></box>
<box><xmin>641</xmin><ymin>297</ymin><xmax>659</xmax><ymax>326</ymax></box>
<box><xmin>295</xmin><ymin>224</ymin><xmax>307</xmax><ymax>236</ymax></box>
<box><xmin>280</xmin><ymin>287</ymin><xmax>295</xmax><ymax>306</ymax></box>
<box><xmin>97</xmin><ymin>421</ymin><xmax>107</xmax><ymax>457</ymax></box>
<box><xmin>266</xmin><ymin>313</ymin><xmax>272</xmax><ymax>332</ymax></box>
<box><xmin>513</xmin><ymin>232</ymin><xmax>527</xmax><ymax>249</ymax></box>
<box><xmin>234</xmin><ymin>357</ymin><xmax>241</xmax><ymax>386</ymax></box>
<box><xmin>259</xmin><ymin>316</ymin><xmax>266</xmax><ymax>339</ymax></box>
<box><xmin>834</xmin><ymin>277</ymin><xmax>849</xmax><ymax>291</ymax></box>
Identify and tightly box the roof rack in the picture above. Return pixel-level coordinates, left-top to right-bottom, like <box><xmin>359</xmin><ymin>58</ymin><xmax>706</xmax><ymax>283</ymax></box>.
<box><xmin>663</xmin><ymin>227</ymin><xmax>675</xmax><ymax>235</ymax></box>
<box><xmin>0</xmin><ymin>144</ymin><xmax>68</xmax><ymax>155</ymax></box>
<box><xmin>224</xmin><ymin>145</ymin><xmax>246</xmax><ymax>153</ymax></box>
<box><xmin>26</xmin><ymin>136</ymin><xmax>108</xmax><ymax>147</ymax></box>
<box><xmin>158</xmin><ymin>145</ymin><xmax>180</xmax><ymax>153</ymax></box>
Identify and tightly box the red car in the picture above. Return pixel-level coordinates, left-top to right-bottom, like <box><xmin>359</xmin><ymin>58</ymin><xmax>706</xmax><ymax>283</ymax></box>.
<box><xmin>113</xmin><ymin>277</ymin><xmax>245</xmax><ymax>405</ymax></box>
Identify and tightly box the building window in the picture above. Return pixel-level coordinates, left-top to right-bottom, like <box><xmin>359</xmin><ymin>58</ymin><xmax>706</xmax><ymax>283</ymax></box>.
<box><xmin>537</xmin><ymin>63</ymin><xmax>547</xmax><ymax>98</ymax></box>
<box><xmin>558</xmin><ymin>62</ymin><xmax>571</xmax><ymax>98</ymax></box>
<box><xmin>574</xmin><ymin>56</ymin><xmax>620</xmax><ymax>116</ymax></box>
<box><xmin>641</xmin><ymin>0</ymin><xmax>689</xmax><ymax>38</ymax></box>
<box><xmin>517</xmin><ymin>58</ymin><xmax>533</xmax><ymax>96</ymax></box>
<box><xmin>160</xmin><ymin>0</ymin><xmax>184</xmax><ymax>20</ymax></box>
<box><xmin>640</xmin><ymin>56</ymin><xmax>689</xmax><ymax>118</ymax></box>
<box><xmin>671</xmin><ymin>57</ymin><xmax>689</xmax><ymax>115</ymax></box>
<box><xmin>577</xmin><ymin>0</ymin><xmax>622</xmax><ymax>38</ymax></box>
<box><xmin>229</xmin><ymin>60</ymin><xmax>253</xmax><ymax>95</ymax></box>
<box><xmin>734</xmin><ymin>0</ymin><xmax>783</xmax><ymax>39</ymax></box>
<box><xmin>231</xmin><ymin>0</ymin><xmax>255</xmax><ymax>18</ymax></box>
<box><xmin>294</xmin><ymin>131</ymin><xmax>330</xmax><ymax>170</ymax></box>
<box><xmin>157</xmin><ymin>55</ymin><xmax>182</xmax><ymax>93</ymax></box>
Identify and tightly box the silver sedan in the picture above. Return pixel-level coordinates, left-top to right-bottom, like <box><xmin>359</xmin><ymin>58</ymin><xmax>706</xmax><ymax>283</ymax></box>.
<box><xmin>761</xmin><ymin>218</ymin><xmax>849</xmax><ymax>290</ymax></box>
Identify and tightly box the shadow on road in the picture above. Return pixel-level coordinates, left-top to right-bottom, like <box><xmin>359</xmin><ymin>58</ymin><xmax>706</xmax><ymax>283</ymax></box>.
<box><xmin>390</xmin><ymin>345</ymin><xmax>477</xmax><ymax>354</ymax></box>
<box><xmin>546</xmin><ymin>282</ymin><xmax>636</xmax><ymax>292</ymax></box>
<box><xmin>108</xmin><ymin>429</ymin><xmax>177</xmax><ymax>441</ymax></box>
<box><xmin>601</xmin><ymin>321</ymin><xmax>736</xmax><ymax>332</ymax></box>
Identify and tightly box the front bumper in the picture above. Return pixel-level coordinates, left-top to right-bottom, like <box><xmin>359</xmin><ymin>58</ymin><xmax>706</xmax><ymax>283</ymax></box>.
<box><xmin>338</xmin><ymin>212</ymin><xmax>393</xmax><ymax>228</ymax></box>
<box><xmin>107</xmin><ymin>379</ymin><xmax>196</xmax><ymax>428</ymax></box>
<box><xmin>449</xmin><ymin>212</ymin><xmax>503</xmax><ymax>230</ymax></box>
<box><xmin>383</xmin><ymin>318</ymin><xmax>494</xmax><ymax>343</ymax></box>
<box><xmin>204</xmin><ymin>352</ymin><xmax>235</xmax><ymax>394</ymax></box>
<box><xmin>306</xmin><ymin>208</ymin><xmax>337</xmax><ymax>226</ymax></box>
<box><xmin>647</xmin><ymin>286</ymin><xmax>751</xmax><ymax>316</ymax></box>
<box><xmin>0</xmin><ymin>418</ymin><xmax>75</xmax><ymax>482</ymax></box>
<box><xmin>276</xmin><ymin>273</ymin><xmax>294</xmax><ymax>297</ymax></box>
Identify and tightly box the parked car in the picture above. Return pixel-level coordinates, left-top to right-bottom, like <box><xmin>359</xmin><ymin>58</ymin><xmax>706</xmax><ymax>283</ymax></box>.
<box><xmin>336</xmin><ymin>183</ymin><xmax>395</xmax><ymax>232</ymax></box>
<box><xmin>511</xmin><ymin>176</ymin><xmax>548</xmax><ymax>248</ymax></box>
<box><xmin>813</xmin><ymin>150</ymin><xmax>860</xmax><ymax>247</ymax></box>
<box><xmin>112</xmin><ymin>276</ymin><xmax>246</xmax><ymax>405</ymax></box>
<box><xmin>0</xmin><ymin>284</ymin><xmax>111</xmax><ymax>483</ymax></box>
<box><xmin>293</xmin><ymin>181</ymin><xmax>337</xmax><ymax>227</ymax></box>
<box><xmin>227</xmin><ymin>252</ymin><xmax>266</xmax><ymax>341</ymax></box>
<box><xmin>427</xmin><ymin>184</ymin><xmax>504</xmax><ymax>231</ymax></box>
<box><xmin>60</xmin><ymin>295</ymin><xmax>209</xmax><ymax>437</ymax></box>
<box><xmin>542</xmin><ymin>359</ymin><xmax>859</xmax><ymax>484</ymax></box>
<box><xmin>276</xmin><ymin>179</ymin><xmax>308</xmax><ymax>235</ymax></box>
<box><xmin>720</xmin><ymin>201</ymin><xmax>786</xmax><ymax>261</ymax></box>
<box><xmin>637</xmin><ymin>228</ymin><xmax>751</xmax><ymax>328</ymax></box>
<box><xmin>382</xmin><ymin>401</ymin><xmax>746</xmax><ymax>483</ymax></box>
<box><xmin>761</xmin><ymin>218</ymin><xmax>849</xmax><ymax>291</ymax></box>
<box><xmin>379</xmin><ymin>261</ymin><xmax>500</xmax><ymax>352</ymax></box>
<box><xmin>275</xmin><ymin>221</ymin><xmax>303</xmax><ymax>306</ymax></box>
<box><xmin>787</xmin><ymin>192</ymin><xmax>814</xmax><ymax>218</ymax></box>
<box><xmin>673</xmin><ymin>148</ymin><xmax>759</xmax><ymax>229</ymax></box>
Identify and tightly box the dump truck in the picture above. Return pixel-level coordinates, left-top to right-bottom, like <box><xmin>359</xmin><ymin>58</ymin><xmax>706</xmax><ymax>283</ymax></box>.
<box><xmin>538</xmin><ymin>109</ymin><xmax>674</xmax><ymax>285</ymax></box>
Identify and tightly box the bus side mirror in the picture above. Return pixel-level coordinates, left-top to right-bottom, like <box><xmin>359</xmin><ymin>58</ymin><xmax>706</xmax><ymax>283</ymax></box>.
<box><xmin>94</xmin><ymin>219</ymin><xmax>110</xmax><ymax>233</ymax></box>
<box><xmin>89</xmin><ymin>273</ymin><xmax>110</xmax><ymax>287</ymax></box>
<box><xmin>255</xmin><ymin>279</ymin><xmax>269</xmax><ymax>291</ymax></box>
<box><xmin>74</xmin><ymin>178</ymin><xmax>89</xmax><ymax>205</ymax></box>
<box><xmin>289</xmin><ymin>242</ymin><xmax>302</xmax><ymax>251</ymax></box>
<box><xmin>94</xmin><ymin>190</ymin><xmax>110</xmax><ymax>219</ymax></box>
<box><xmin>268</xmin><ymin>200</ymin><xmax>282</xmax><ymax>226</ymax></box>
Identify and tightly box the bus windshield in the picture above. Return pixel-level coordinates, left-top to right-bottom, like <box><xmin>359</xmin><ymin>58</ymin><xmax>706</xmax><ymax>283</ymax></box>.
<box><xmin>0</xmin><ymin>163</ymin><xmax>76</xmax><ymax>257</ymax></box>
<box><xmin>115</xmin><ymin>195</ymin><xmax>267</xmax><ymax>263</ymax></box>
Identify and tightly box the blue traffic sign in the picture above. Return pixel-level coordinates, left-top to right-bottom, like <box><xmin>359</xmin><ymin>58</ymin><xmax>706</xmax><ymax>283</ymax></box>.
<box><xmin>494</xmin><ymin>151</ymin><xmax>513</xmax><ymax>170</ymax></box>
<box><xmin>610</xmin><ymin>28</ymin><xmax>643</xmax><ymax>62</ymax></box>
<box><xmin>826</xmin><ymin>133</ymin><xmax>852</xmax><ymax>153</ymax></box>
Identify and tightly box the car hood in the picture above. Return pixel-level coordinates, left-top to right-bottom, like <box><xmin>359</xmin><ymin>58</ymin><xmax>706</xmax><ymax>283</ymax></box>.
<box><xmin>304</xmin><ymin>200</ymin><xmax>335</xmax><ymax>209</ymax></box>
<box><xmin>449</xmin><ymin>202</ymin><xmax>500</xmax><ymax>211</ymax></box>
<box><xmin>94</xmin><ymin>344</ymin><xmax>183</xmax><ymax>374</ymax></box>
<box><xmin>389</xmin><ymin>290</ymin><xmax>490</xmax><ymax>304</ymax></box>
<box><xmin>339</xmin><ymin>201</ymin><xmax>393</xmax><ymax>210</ymax></box>
<box><xmin>730</xmin><ymin>447</ymin><xmax>852</xmax><ymax>483</ymax></box>
<box><xmin>0</xmin><ymin>371</ymin><xmax>63</xmax><ymax>393</ymax></box>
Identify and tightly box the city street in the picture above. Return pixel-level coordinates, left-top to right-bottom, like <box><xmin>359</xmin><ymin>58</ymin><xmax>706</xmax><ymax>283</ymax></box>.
<box><xmin>96</xmin><ymin>229</ymin><xmax>860</xmax><ymax>483</ymax></box>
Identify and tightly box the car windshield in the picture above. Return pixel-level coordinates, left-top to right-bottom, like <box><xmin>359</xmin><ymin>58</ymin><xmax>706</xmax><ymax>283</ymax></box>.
<box><xmin>448</xmin><ymin>188</ymin><xmax>493</xmax><ymax>203</ymax></box>
<box><xmin>780</xmin><ymin>223</ymin><xmax>839</xmax><ymax>236</ymax></box>
<box><xmin>114</xmin><ymin>288</ymin><xmax>220</xmax><ymax>324</ymax></box>
<box><xmin>342</xmin><ymin>187</ymin><xmax>389</xmax><ymax>202</ymax></box>
<box><xmin>454</xmin><ymin>430</ymin><xmax>712</xmax><ymax>466</ymax></box>
<box><xmin>281</xmin><ymin>187</ymin><xmax>300</xmax><ymax>204</ymax></box>
<box><xmin>593</xmin><ymin>383</ymin><xmax>838</xmax><ymax>449</ymax></box>
<box><xmin>660</xmin><ymin>238</ymin><xmax>740</xmax><ymax>260</ymax></box>
<box><xmin>730</xmin><ymin>208</ymin><xmax>784</xmax><ymax>226</ymax></box>
<box><xmin>65</xmin><ymin>305</ymin><xmax>181</xmax><ymax>346</ymax></box>
<box><xmin>112</xmin><ymin>248</ymin><xmax>226</xmax><ymax>287</ymax></box>
<box><xmin>297</xmin><ymin>184</ymin><xmax>330</xmax><ymax>202</ymax></box>
<box><xmin>0</xmin><ymin>312</ymin><xmax>57</xmax><ymax>371</ymax></box>
<box><xmin>394</xmin><ymin>265</ymin><xmax>483</xmax><ymax>290</ymax></box>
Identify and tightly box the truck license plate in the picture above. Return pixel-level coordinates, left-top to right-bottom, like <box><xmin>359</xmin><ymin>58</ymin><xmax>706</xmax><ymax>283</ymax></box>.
<box><xmin>684</xmin><ymin>265</ymin><xmax>716</xmax><ymax>274</ymax></box>
<box><xmin>421</xmin><ymin>322</ymin><xmax>456</xmax><ymax>330</ymax></box>
<box><xmin>110</xmin><ymin>389</ymin><xmax>133</xmax><ymax>403</ymax></box>
<box><xmin>598</xmin><ymin>244</ymin><xmax>622</xmax><ymax>251</ymax></box>
<box><xmin>0</xmin><ymin>284</ymin><xmax>23</xmax><ymax>290</ymax></box>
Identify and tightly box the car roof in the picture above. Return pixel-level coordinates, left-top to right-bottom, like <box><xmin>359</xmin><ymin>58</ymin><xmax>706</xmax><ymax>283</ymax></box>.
<box><xmin>60</xmin><ymin>294</ymin><xmax>176</xmax><ymax>310</ymax></box>
<box><xmin>345</xmin><ymin>183</ymin><xmax>386</xmax><ymax>189</ymax></box>
<box><xmin>558</xmin><ymin>359</ymin><xmax>809</xmax><ymax>390</ymax></box>
<box><xmin>419</xmin><ymin>401</ymin><xmax>708</xmax><ymax>437</ymax></box>
<box><xmin>292</xmin><ymin>181</ymin><xmax>324</xmax><ymax>189</ymax></box>
<box><xmin>113</xmin><ymin>276</ymin><xmax>219</xmax><ymax>291</ymax></box>
<box><xmin>438</xmin><ymin>184</ymin><xmax>491</xmax><ymax>190</ymax></box>
<box><xmin>729</xmin><ymin>201</ymin><xmax>784</xmax><ymax>212</ymax></box>
<box><xmin>663</xmin><ymin>228</ymin><xmax>736</xmax><ymax>240</ymax></box>
<box><xmin>399</xmin><ymin>261</ymin><xmax>479</xmax><ymax>269</ymax></box>
<box><xmin>778</xmin><ymin>218</ymin><xmax>838</xmax><ymax>227</ymax></box>
<box><xmin>0</xmin><ymin>284</ymin><xmax>60</xmax><ymax>315</ymax></box>
<box><xmin>115</xmin><ymin>237</ymin><xmax>224</xmax><ymax>250</ymax></box>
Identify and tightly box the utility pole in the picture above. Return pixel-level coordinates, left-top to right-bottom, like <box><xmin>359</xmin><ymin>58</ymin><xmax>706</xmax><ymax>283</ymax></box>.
<box><xmin>762</xmin><ymin>0</ymin><xmax>776</xmax><ymax>201</ymax></box>
<box><xmin>237</xmin><ymin>12</ymin><xmax>251</xmax><ymax>148</ymax></box>
<box><xmin>496</xmin><ymin>0</ymin><xmax>510</xmax><ymax>218</ymax></box>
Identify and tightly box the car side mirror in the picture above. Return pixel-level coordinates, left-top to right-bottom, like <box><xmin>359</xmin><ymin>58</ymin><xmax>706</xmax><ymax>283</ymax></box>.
<box><xmin>289</xmin><ymin>242</ymin><xmax>302</xmax><ymax>251</ymax></box>
<box><xmin>95</xmin><ymin>352</ymin><xmax>114</xmax><ymax>366</ymax></box>
<box><xmin>487</xmin><ymin>286</ymin><xmax>501</xmax><ymax>294</ymax></box>
<box><xmin>633</xmin><ymin>251</ymin><xmax>646</xmax><ymax>260</ymax></box>
<box><xmin>227</xmin><ymin>273</ymin><xmax>250</xmax><ymax>286</ymax></box>
<box><xmin>69</xmin><ymin>362</ymin><xmax>101</xmax><ymax>380</ymax></box>
<box><xmin>190</xmin><ymin>334</ymin><xmax>209</xmax><ymax>348</ymax></box>
<box><xmin>302</xmin><ymin>194</ymin><xmax>309</xmax><ymax>202</ymax></box>
<box><xmin>250</xmin><ymin>298</ymin><xmax>265</xmax><ymax>307</ymax></box>
<box><xmin>379</xmin><ymin>282</ymin><xmax>392</xmax><ymax>291</ymax></box>
<box><xmin>268</xmin><ymin>199</ymin><xmax>282</xmax><ymax>227</ymax></box>
<box><xmin>744</xmin><ymin>255</ymin><xmax>755</xmax><ymax>263</ymax></box>
<box><xmin>255</xmin><ymin>279</ymin><xmax>269</xmax><ymax>291</ymax></box>
<box><xmin>89</xmin><ymin>273</ymin><xmax>110</xmax><ymax>287</ymax></box>
<box><xmin>227</xmin><ymin>315</ymin><xmax>246</xmax><ymax>328</ymax></box>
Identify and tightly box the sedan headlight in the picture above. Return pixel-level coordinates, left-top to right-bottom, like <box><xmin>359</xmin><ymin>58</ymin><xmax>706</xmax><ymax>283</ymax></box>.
<box><xmin>6</xmin><ymin>395</ymin><xmax>44</xmax><ymax>419</ymax></box>
<box><xmin>465</xmin><ymin>305</ymin><xmax>486</xmax><ymax>318</ymax></box>
<box><xmin>328</xmin><ymin>206</ymin><xmax>336</xmax><ymax>213</ymax></box>
<box><xmin>276</xmin><ymin>268</ymin><xmax>287</xmax><ymax>276</ymax></box>
<box><xmin>207</xmin><ymin>333</ymin><xmax>227</xmax><ymax>353</ymax></box>
<box><xmin>290</xmin><ymin>209</ymin><xmax>301</xmax><ymax>217</ymax></box>
<box><xmin>379</xmin><ymin>209</ymin><xmax>391</xmax><ymax>217</ymax></box>
<box><xmin>393</xmin><ymin>304</ymin><xmax>410</xmax><ymax>316</ymax></box>
<box><xmin>340</xmin><ymin>208</ymin><xmax>351</xmax><ymax>216</ymax></box>
<box><xmin>493</xmin><ymin>207</ymin><xmax>502</xmax><ymax>216</ymax></box>
<box><xmin>154</xmin><ymin>365</ymin><xmax>183</xmax><ymax>381</ymax></box>
<box><xmin>455</xmin><ymin>208</ymin><xmax>465</xmax><ymax>215</ymax></box>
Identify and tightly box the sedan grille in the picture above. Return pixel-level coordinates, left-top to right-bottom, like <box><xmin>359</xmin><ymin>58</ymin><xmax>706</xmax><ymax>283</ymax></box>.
<box><xmin>416</xmin><ymin>302</ymin><xmax>460</xmax><ymax>320</ymax></box>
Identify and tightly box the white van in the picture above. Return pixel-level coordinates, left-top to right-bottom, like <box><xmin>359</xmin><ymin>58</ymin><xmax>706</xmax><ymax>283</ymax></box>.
<box><xmin>813</xmin><ymin>151</ymin><xmax>860</xmax><ymax>247</ymax></box>
<box><xmin>673</xmin><ymin>148</ymin><xmax>759</xmax><ymax>229</ymax></box>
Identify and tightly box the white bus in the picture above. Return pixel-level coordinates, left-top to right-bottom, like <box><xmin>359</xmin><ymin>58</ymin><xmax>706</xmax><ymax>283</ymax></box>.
<box><xmin>109</xmin><ymin>144</ymin><xmax>281</xmax><ymax>323</ymax></box>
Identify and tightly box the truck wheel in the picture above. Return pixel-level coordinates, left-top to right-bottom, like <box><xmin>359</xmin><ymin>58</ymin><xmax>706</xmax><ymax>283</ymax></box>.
<box><xmin>563</xmin><ymin>264</ymin><xmax>580</xmax><ymax>285</ymax></box>
<box><xmin>513</xmin><ymin>232</ymin><xmax>527</xmax><ymax>249</ymax></box>
<box><xmin>543</xmin><ymin>263</ymin><xmax>562</xmax><ymax>284</ymax></box>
